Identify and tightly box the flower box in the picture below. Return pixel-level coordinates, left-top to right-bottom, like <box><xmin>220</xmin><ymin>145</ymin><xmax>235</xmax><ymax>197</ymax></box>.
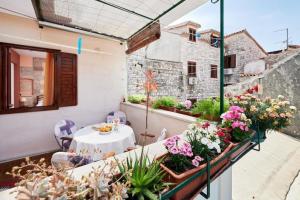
<box><xmin>175</xmin><ymin>109</ymin><xmax>200</xmax><ymax>117</ymax></box>
<box><xmin>159</xmin><ymin>105</ymin><xmax>176</xmax><ymax>112</ymax></box>
<box><xmin>158</xmin><ymin>143</ymin><xmax>233</xmax><ymax>200</ymax></box>
<box><xmin>230</xmin><ymin>130</ymin><xmax>255</xmax><ymax>160</ymax></box>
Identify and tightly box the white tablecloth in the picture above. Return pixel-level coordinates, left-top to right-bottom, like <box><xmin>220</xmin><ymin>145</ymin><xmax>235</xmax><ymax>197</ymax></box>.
<box><xmin>69</xmin><ymin>124</ymin><xmax>136</xmax><ymax>161</ymax></box>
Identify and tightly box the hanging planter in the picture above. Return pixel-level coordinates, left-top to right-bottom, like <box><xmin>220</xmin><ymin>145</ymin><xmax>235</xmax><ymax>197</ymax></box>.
<box><xmin>158</xmin><ymin>143</ymin><xmax>233</xmax><ymax>200</ymax></box>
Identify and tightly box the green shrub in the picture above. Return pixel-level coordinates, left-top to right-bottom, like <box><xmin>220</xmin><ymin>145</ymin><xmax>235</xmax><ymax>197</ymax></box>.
<box><xmin>152</xmin><ymin>96</ymin><xmax>178</xmax><ymax>109</ymax></box>
<box><xmin>191</xmin><ymin>98</ymin><xmax>214</xmax><ymax>115</ymax></box>
<box><xmin>191</xmin><ymin>98</ymin><xmax>230</xmax><ymax>119</ymax></box>
<box><xmin>128</xmin><ymin>94</ymin><xmax>146</xmax><ymax>104</ymax></box>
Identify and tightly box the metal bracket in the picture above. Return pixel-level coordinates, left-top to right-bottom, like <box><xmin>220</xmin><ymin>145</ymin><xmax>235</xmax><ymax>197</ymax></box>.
<box><xmin>200</xmin><ymin>157</ymin><xmax>211</xmax><ymax>199</ymax></box>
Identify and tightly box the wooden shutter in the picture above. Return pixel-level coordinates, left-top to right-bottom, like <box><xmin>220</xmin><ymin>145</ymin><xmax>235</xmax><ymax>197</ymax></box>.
<box><xmin>230</xmin><ymin>54</ymin><xmax>236</xmax><ymax>68</ymax></box>
<box><xmin>59</xmin><ymin>53</ymin><xmax>77</xmax><ymax>107</ymax></box>
<box><xmin>211</xmin><ymin>65</ymin><xmax>217</xmax><ymax>78</ymax></box>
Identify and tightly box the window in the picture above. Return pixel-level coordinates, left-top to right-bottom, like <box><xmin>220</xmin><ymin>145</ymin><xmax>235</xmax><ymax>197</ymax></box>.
<box><xmin>188</xmin><ymin>61</ymin><xmax>196</xmax><ymax>77</ymax></box>
<box><xmin>189</xmin><ymin>28</ymin><xmax>196</xmax><ymax>42</ymax></box>
<box><xmin>210</xmin><ymin>34</ymin><xmax>220</xmax><ymax>48</ymax></box>
<box><xmin>0</xmin><ymin>43</ymin><xmax>77</xmax><ymax>114</ymax></box>
<box><xmin>211</xmin><ymin>65</ymin><xmax>218</xmax><ymax>78</ymax></box>
<box><xmin>224</xmin><ymin>54</ymin><xmax>236</xmax><ymax>68</ymax></box>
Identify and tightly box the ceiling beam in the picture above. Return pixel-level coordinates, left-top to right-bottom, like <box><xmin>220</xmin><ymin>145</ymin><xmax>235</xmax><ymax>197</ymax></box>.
<box><xmin>39</xmin><ymin>21</ymin><xmax>126</xmax><ymax>41</ymax></box>
<box><xmin>94</xmin><ymin>0</ymin><xmax>153</xmax><ymax>21</ymax></box>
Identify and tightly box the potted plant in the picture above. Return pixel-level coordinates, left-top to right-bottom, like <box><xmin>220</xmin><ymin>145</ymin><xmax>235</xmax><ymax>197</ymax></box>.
<box><xmin>152</xmin><ymin>96</ymin><xmax>178</xmax><ymax>112</ymax></box>
<box><xmin>175</xmin><ymin>100</ymin><xmax>195</xmax><ymax>116</ymax></box>
<box><xmin>218</xmin><ymin>105</ymin><xmax>253</xmax><ymax>159</ymax></box>
<box><xmin>116</xmin><ymin>153</ymin><xmax>170</xmax><ymax>200</ymax></box>
<box><xmin>158</xmin><ymin>122</ymin><xmax>233</xmax><ymax>200</ymax></box>
<box><xmin>191</xmin><ymin>98</ymin><xmax>229</xmax><ymax>121</ymax></box>
<box><xmin>128</xmin><ymin>94</ymin><xmax>146</xmax><ymax>104</ymax></box>
<box><xmin>231</xmin><ymin>94</ymin><xmax>297</xmax><ymax>142</ymax></box>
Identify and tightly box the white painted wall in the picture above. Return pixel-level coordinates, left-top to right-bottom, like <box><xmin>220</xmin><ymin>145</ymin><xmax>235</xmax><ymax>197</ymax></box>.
<box><xmin>0</xmin><ymin>13</ymin><xmax>127</xmax><ymax>162</ymax></box>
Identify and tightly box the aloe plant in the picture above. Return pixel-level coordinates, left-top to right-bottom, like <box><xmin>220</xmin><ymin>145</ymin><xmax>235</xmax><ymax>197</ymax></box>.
<box><xmin>116</xmin><ymin>154</ymin><xmax>170</xmax><ymax>200</ymax></box>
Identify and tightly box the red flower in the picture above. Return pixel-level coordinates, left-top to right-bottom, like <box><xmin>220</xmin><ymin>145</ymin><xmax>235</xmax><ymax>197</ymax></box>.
<box><xmin>202</xmin><ymin>122</ymin><xmax>210</xmax><ymax>129</ymax></box>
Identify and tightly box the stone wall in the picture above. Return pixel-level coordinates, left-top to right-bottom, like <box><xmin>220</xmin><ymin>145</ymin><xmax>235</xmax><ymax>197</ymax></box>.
<box><xmin>225</xmin><ymin>51</ymin><xmax>300</xmax><ymax>138</ymax></box>
<box><xmin>225</xmin><ymin>32</ymin><xmax>267</xmax><ymax>84</ymax></box>
<box><xmin>181</xmin><ymin>38</ymin><xmax>220</xmax><ymax>99</ymax></box>
<box><xmin>127</xmin><ymin>49</ymin><xmax>184</xmax><ymax>99</ymax></box>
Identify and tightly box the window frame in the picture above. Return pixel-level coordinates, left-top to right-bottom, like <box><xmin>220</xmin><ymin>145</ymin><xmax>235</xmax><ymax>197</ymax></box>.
<box><xmin>187</xmin><ymin>61</ymin><xmax>197</xmax><ymax>77</ymax></box>
<box><xmin>210</xmin><ymin>64</ymin><xmax>218</xmax><ymax>79</ymax></box>
<box><xmin>0</xmin><ymin>42</ymin><xmax>61</xmax><ymax>114</ymax></box>
<box><xmin>224</xmin><ymin>54</ymin><xmax>236</xmax><ymax>69</ymax></box>
<box><xmin>188</xmin><ymin>28</ymin><xmax>196</xmax><ymax>42</ymax></box>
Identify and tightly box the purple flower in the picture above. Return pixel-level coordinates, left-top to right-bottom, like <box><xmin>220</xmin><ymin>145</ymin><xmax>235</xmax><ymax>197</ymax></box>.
<box><xmin>192</xmin><ymin>159</ymin><xmax>199</xmax><ymax>167</ymax></box>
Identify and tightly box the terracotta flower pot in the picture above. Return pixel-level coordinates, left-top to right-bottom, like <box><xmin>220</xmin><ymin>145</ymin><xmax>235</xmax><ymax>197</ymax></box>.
<box><xmin>159</xmin><ymin>143</ymin><xmax>233</xmax><ymax>200</ymax></box>
<box><xmin>230</xmin><ymin>131</ymin><xmax>256</xmax><ymax>160</ymax></box>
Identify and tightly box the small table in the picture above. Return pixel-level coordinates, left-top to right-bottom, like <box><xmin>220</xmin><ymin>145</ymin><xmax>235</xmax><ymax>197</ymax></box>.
<box><xmin>69</xmin><ymin>124</ymin><xmax>136</xmax><ymax>161</ymax></box>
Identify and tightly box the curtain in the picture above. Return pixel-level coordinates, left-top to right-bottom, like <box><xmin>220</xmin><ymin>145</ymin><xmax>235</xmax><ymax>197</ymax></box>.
<box><xmin>43</xmin><ymin>53</ymin><xmax>54</xmax><ymax>106</ymax></box>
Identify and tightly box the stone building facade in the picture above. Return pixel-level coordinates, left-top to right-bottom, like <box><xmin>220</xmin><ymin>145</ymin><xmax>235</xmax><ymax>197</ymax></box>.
<box><xmin>127</xmin><ymin>22</ymin><xmax>267</xmax><ymax>100</ymax></box>
<box><xmin>127</xmin><ymin>21</ymin><xmax>220</xmax><ymax>101</ymax></box>
<box><xmin>224</xmin><ymin>30</ymin><xmax>268</xmax><ymax>84</ymax></box>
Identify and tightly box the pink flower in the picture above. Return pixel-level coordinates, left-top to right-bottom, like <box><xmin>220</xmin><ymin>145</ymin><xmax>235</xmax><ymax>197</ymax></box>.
<box><xmin>231</xmin><ymin>121</ymin><xmax>241</xmax><ymax>129</ymax></box>
<box><xmin>194</xmin><ymin>156</ymin><xmax>204</xmax><ymax>162</ymax></box>
<box><xmin>244</xmin><ymin>126</ymin><xmax>249</xmax><ymax>131</ymax></box>
<box><xmin>184</xmin><ymin>100</ymin><xmax>192</xmax><ymax>109</ymax></box>
<box><xmin>192</xmin><ymin>159</ymin><xmax>199</xmax><ymax>167</ymax></box>
<box><xmin>229</xmin><ymin>106</ymin><xmax>244</xmax><ymax>113</ymax></box>
<box><xmin>169</xmin><ymin>146</ymin><xmax>179</xmax><ymax>154</ymax></box>
<box><xmin>186</xmin><ymin>150</ymin><xmax>193</xmax><ymax>157</ymax></box>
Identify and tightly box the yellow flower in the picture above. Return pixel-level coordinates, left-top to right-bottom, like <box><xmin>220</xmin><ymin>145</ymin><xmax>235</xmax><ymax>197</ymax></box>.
<box><xmin>286</xmin><ymin>112</ymin><xmax>292</xmax><ymax>118</ymax></box>
<box><xmin>250</xmin><ymin>105</ymin><xmax>257</xmax><ymax>112</ymax></box>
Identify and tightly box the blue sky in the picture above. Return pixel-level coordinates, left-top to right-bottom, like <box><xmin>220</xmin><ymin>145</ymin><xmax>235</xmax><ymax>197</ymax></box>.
<box><xmin>173</xmin><ymin>0</ymin><xmax>300</xmax><ymax>52</ymax></box>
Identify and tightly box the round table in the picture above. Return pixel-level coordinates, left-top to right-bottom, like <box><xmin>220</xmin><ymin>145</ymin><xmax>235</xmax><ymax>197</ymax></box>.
<box><xmin>69</xmin><ymin>124</ymin><xmax>136</xmax><ymax>161</ymax></box>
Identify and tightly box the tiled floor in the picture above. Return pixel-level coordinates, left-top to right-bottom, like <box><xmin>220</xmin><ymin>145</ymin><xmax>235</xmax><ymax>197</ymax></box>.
<box><xmin>233</xmin><ymin>131</ymin><xmax>300</xmax><ymax>200</ymax></box>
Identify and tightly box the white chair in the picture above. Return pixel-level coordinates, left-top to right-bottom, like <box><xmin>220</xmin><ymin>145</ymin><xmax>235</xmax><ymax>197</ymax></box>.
<box><xmin>106</xmin><ymin>111</ymin><xmax>127</xmax><ymax>124</ymax></box>
<box><xmin>51</xmin><ymin>151</ymin><xmax>115</xmax><ymax>169</ymax></box>
<box><xmin>54</xmin><ymin>120</ymin><xmax>77</xmax><ymax>151</ymax></box>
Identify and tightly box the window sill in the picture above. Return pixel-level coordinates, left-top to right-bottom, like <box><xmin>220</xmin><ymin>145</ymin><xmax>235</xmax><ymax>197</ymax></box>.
<box><xmin>0</xmin><ymin>105</ymin><xmax>59</xmax><ymax>115</ymax></box>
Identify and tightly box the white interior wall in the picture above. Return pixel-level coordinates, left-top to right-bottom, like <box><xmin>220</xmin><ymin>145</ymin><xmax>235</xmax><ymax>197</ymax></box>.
<box><xmin>0</xmin><ymin>12</ymin><xmax>127</xmax><ymax>162</ymax></box>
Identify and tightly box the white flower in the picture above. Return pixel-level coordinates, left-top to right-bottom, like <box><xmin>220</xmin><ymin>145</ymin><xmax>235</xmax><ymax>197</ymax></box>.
<box><xmin>213</xmin><ymin>143</ymin><xmax>221</xmax><ymax>153</ymax></box>
<box><xmin>278</xmin><ymin>95</ymin><xmax>284</xmax><ymax>100</ymax></box>
<box><xmin>290</xmin><ymin>106</ymin><xmax>297</xmax><ymax>111</ymax></box>
<box><xmin>215</xmin><ymin>138</ymin><xmax>221</xmax><ymax>144</ymax></box>
<box><xmin>207</xmin><ymin>142</ymin><xmax>214</xmax><ymax>149</ymax></box>
<box><xmin>201</xmin><ymin>138</ymin><xmax>209</xmax><ymax>145</ymax></box>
